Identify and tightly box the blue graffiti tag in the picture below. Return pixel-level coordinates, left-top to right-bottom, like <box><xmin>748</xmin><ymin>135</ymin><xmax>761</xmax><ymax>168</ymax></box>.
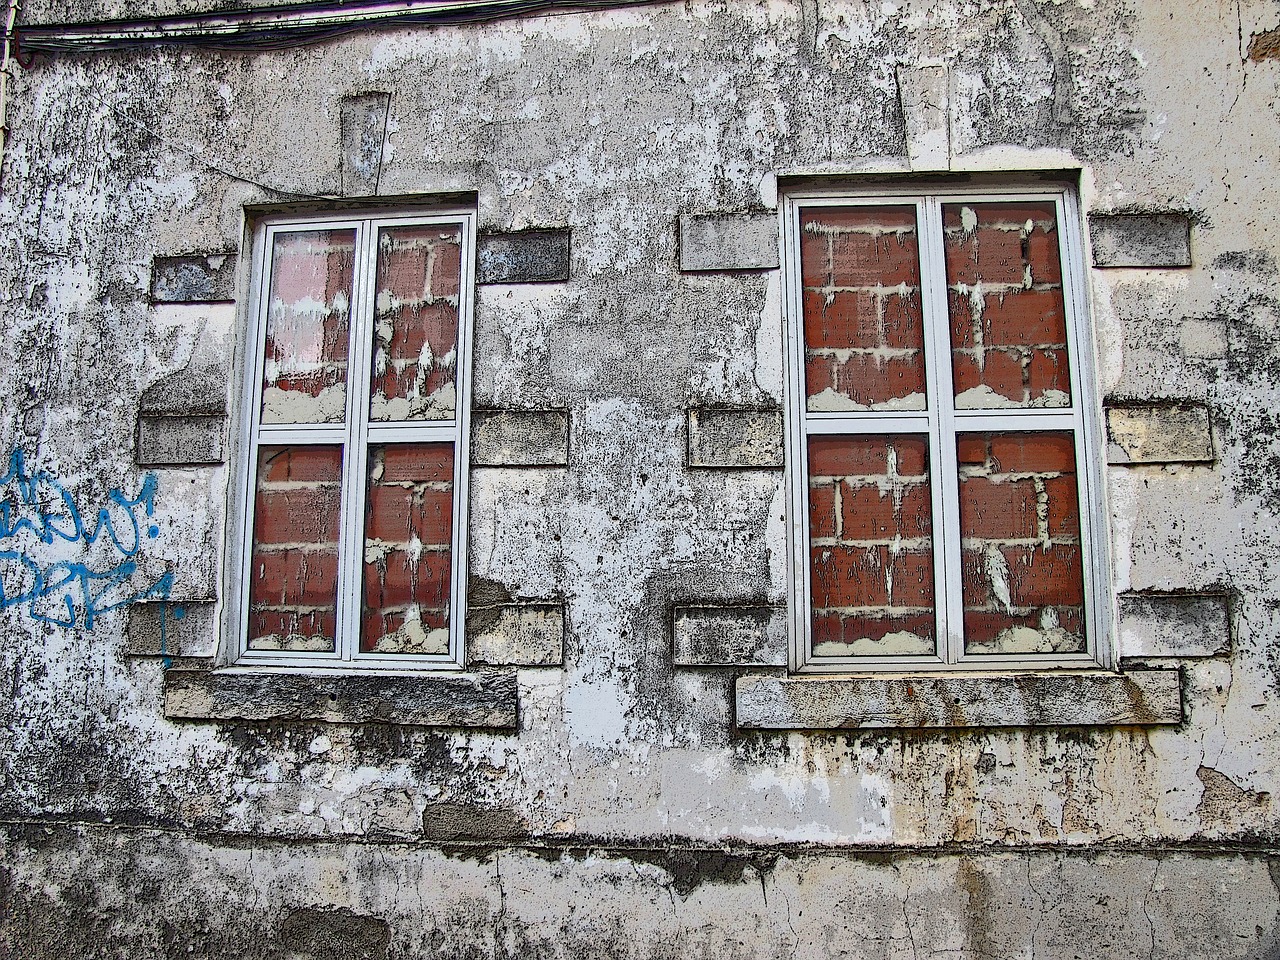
<box><xmin>0</xmin><ymin>449</ymin><xmax>173</xmax><ymax>630</ymax></box>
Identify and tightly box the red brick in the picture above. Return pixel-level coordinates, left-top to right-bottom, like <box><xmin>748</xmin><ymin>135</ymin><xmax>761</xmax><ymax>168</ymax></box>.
<box><xmin>944</xmin><ymin>225</ymin><xmax>1025</xmax><ymax>286</ymax></box>
<box><xmin>889</xmin><ymin>435</ymin><xmax>929</xmax><ymax>477</ymax></box>
<box><xmin>804</xmin><ymin>289</ymin><xmax>924</xmax><ymax>352</ymax></box>
<box><xmin>1002</xmin><ymin>544</ymin><xmax>1085</xmax><ymax>607</ymax></box>
<box><xmin>377</xmin><ymin>233</ymin><xmax>432</xmax><ymax>303</ymax></box>
<box><xmin>840</xmin><ymin>481</ymin><xmax>932</xmax><ymax>541</ymax></box>
<box><xmin>376</xmin><ymin>302</ymin><xmax>458</xmax><ymax>360</ymax></box>
<box><xmin>808</xmin><ymin>436</ymin><xmax>886</xmax><ymax>477</ymax></box>
<box><xmin>253</xmin><ymin>488</ymin><xmax>341</xmax><ymax>544</ymax></box>
<box><xmin>1044</xmin><ymin>474</ymin><xmax>1082</xmax><ymax>538</ymax></box>
<box><xmin>889</xmin><ymin>549</ymin><xmax>935</xmax><ymax>606</ymax></box>
<box><xmin>361</xmin><ymin>607</ymin><xmax>449</xmax><ymax>652</ymax></box>
<box><xmin>951</xmin><ymin>348</ymin><xmax>1025</xmax><ymax>404</ymax></box>
<box><xmin>833</xmin><ymin>352</ymin><xmax>927</xmax><ymax>407</ymax></box>
<box><xmin>959</xmin><ymin>476</ymin><xmax>1039</xmax><ymax>539</ymax></box>
<box><xmin>1026</xmin><ymin>225</ymin><xmax>1064</xmax><ymax>284</ymax></box>
<box><xmin>259</xmin><ymin>445</ymin><xmax>344</xmax><ymax>484</ymax></box>
<box><xmin>429</xmin><ymin>240</ymin><xmax>462</xmax><ymax>300</ymax></box>
<box><xmin>829</xmin><ymin>230</ymin><xmax>919</xmax><ymax>288</ymax></box>
<box><xmin>810</xmin><ymin>545</ymin><xmax>890</xmax><ymax>608</ymax></box>
<box><xmin>944</xmin><ymin>201</ymin><xmax>1057</xmax><ymax>230</ymax></box>
<box><xmin>808</xmin><ymin>482</ymin><xmax>838</xmax><ymax>539</ymax></box>
<box><xmin>364</xmin><ymin>549</ymin><xmax>452</xmax><ymax>608</ymax></box>
<box><xmin>801</xmin><ymin>206</ymin><xmax>919</xmax><ymax>288</ymax></box>
<box><xmin>804</xmin><ymin>354</ymin><xmax>837</xmax><ymax>400</ymax></box>
<box><xmin>799</xmin><ymin>229</ymin><xmax>830</xmax><ymax>287</ymax></box>
<box><xmin>1027</xmin><ymin>347</ymin><xmax>1072</xmax><ymax>402</ymax></box>
<box><xmin>270</xmin><ymin>229</ymin><xmax>356</xmax><ymax>306</ymax></box>
<box><xmin>961</xmin><ymin>547</ymin><xmax>992</xmax><ymax>607</ymax></box>
<box><xmin>378</xmin><ymin>443</ymin><xmax>455</xmax><ymax>484</ymax></box>
<box><xmin>250</xmin><ymin>547</ymin><xmax>339</xmax><ymax>606</ymax></box>
<box><xmin>248</xmin><ymin>608</ymin><xmax>336</xmax><ymax>646</ymax></box>
<box><xmin>812</xmin><ymin>611</ymin><xmax>937</xmax><ymax>649</ymax></box>
<box><xmin>989</xmin><ymin>432</ymin><xmax>1076</xmax><ymax>474</ymax></box>
<box><xmin>263</xmin><ymin>304</ymin><xmax>351</xmax><ymax>362</ymax></box>
<box><xmin>811</xmin><ymin>611</ymin><xmax>843</xmax><ymax>647</ymax></box>
<box><xmin>366</xmin><ymin>485</ymin><xmax>453</xmax><ymax>544</ymax></box>
<box><xmin>807</xmin><ymin>205</ymin><xmax>918</xmax><ymax>232</ymax></box>
<box><xmin>956</xmin><ymin>435</ymin><xmax>989</xmax><ymax>466</ymax></box>
<box><xmin>963</xmin><ymin>610</ymin><xmax>1036</xmax><ymax>646</ymax></box>
<box><xmin>955</xmin><ymin>287</ymin><xmax>1068</xmax><ymax>348</ymax></box>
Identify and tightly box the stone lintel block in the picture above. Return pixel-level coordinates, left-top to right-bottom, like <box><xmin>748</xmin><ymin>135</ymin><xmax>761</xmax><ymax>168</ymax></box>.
<box><xmin>1089</xmin><ymin>213</ymin><xmax>1192</xmax><ymax>268</ymax></box>
<box><xmin>137</xmin><ymin>415</ymin><xmax>226</xmax><ymax>466</ymax></box>
<box><xmin>164</xmin><ymin>669</ymin><xmax>518</xmax><ymax>728</ymax></box>
<box><xmin>151</xmin><ymin>254</ymin><xmax>237</xmax><ymax>303</ymax></box>
<box><xmin>467</xmin><ymin>603</ymin><xmax>564</xmax><ymax>666</ymax></box>
<box><xmin>1119</xmin><ymin>592</ymin><xmax>1231</xmax><ymax>658</ymax></box>
<box><xmin>477</xmin><ymin>229</ymin><xmax>570</xmax><ymax>284</ymax></box>
<box><xmin>679</xmin><ymin>212</ymin><xmax>780</xmax><ymax>272</ymax></box>
<box><xmin>340</xmin><ymin>92</ymin><xmax>391</xmax><ymax>197</ymax></box>
<box><xmin>1106</xmin><ymin>405</ymin><xmax>1213</xmax><ymax>464</ymax></box>
<box><xmin>471</xmin><ymin>409</ymin><xmax>569</xmax><ymax>467</ymax></box>
<box><xmin>126</xmin><ymin>601</ymin><xmax>217</xmax><ymax>658</ymax></box>
<box><xmin>688</xmin><ymin>408</ymin><xmax>784</xmax><ymax>469</ymax></box>
<box><xmin>141</xmin><ymin>363</ymin><xmax>229</xmax><ymax>417</ymax></box>
<box><xmin>734</xmin><ymin>670</ymin><xmax>1182</xmax><ymax>729</ymax></box>
<box><xmin>673</xmin><ymin>605</ymin><xmax>787</xmax><ymax>667</ymax></box>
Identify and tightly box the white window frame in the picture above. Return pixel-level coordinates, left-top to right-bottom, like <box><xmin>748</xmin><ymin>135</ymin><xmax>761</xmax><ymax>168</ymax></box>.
<box><xmin>780</xmin><ymin>183</ymin><xmax>1113</xmax><ymax>674</ymax></box>
<box><xmin>226</xmin><ymin>206</ymin><xmax>476</xmax><ymax>673</ymax></box>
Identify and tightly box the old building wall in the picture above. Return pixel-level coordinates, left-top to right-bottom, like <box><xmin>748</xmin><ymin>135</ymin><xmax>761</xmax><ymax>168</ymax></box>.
<box><xmin>1</xmin><ymin>0</ymin><xmax>1278</xmax><ymax>956</ymax></box>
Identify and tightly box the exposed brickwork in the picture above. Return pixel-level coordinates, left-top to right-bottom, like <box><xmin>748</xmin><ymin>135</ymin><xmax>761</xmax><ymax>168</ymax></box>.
<box><xmin>362</xmin><ymin>443</ymin><xmax>455</xmax><ymax>654</ymax></box>
<box><xmin>957</xmin><ymin>431</ymin><xmax>1086</xmax><ymax>654</ymax></box>
<box><xmin>370</xmin><ymin>225</ymin><xmax>461</xmax><ymax>422</ymax></box>
<box><xmin>800</xmin><ymin>206</ymin><xmax>927</xmax><ymax>411</ymax></box>
<box><xmin>943</xmin><ymin>202</ymin><xmax>1072</xmax><ymax>409</ymax></box>
<box><xmin>262</xmin><ymin>230</ymin><xmax>355</xmax><ymax>423</ymax></box>
<box><xmin>807</xmin><ymin>434</ymin><xmax>935</xmax><ymax>655</ymax></box>
<box><xmin>248</xmin><ymin>445</ymin><xmax>344</xmax><ymax>651</ymax></box>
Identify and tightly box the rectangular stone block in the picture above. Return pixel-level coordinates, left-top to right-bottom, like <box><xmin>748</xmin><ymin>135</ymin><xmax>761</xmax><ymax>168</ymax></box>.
<box><xmin>471</xmin><ymin>409</ymin><xmax>569</xmax><ymax>466</ymax></box>
<box><xmin>679</xmin><ymin>213</ymin><xmax>780</xmax><ymax>272</ymax></box>
<box><xmin>734</xmin><ymin>670</ymin><xmax>1182</xmax><ymax>729</ymax></box>
<box><xmin>340</xmin><ymin>92</ymin><xmax>391</xmax><ymax>197</ymax></box>
<box><xmin>164</xmin><ymin>669</ymin><xmax>518</xmax><ymax>728</ymax></box>
<box><xmin>468</xmin><ymin>603</ymin><xmax>564</xmax><ymax>666</ymax></box>
<box><xmin>1106</xmin><ymin>405</ymin><xmax>1213</xmax><ymax>464</ymax></box>
<box><xmin>673</xmin><ymin>605</ymin><xmax>787</xmax><ymax>666</ymax></box>
<box><xmin>140</xmin><ymin>363</ymin><xmax>229</xmax><ymax>417</ymax></box>
<box><xmin>137</xmin><ymin>415</ymin><xmax>225</xmax><ymax>466</ymax></box>
<box><xmin>688</xmin><ymin>408</ymin><xmax>784</xmax><ymax>468</ymax></box>
<box><xmin>477</xmin><ymin>230</ymin><xmax>570</xmax><ymax>284</ymax></box>
<box><xmin>897</xmin><ymin>65</ymin><xmax>949</xmax><ymax>171</ymax></box>
<box><xmin>1119</xmin><ymin>592</ymin><xmax>1231</xmax><ymax>658</ymax></box>
<box><xmin>1089</xmin><ymin>213</ymin><xmax>1192</xmax><ymax>268</ymax></box>
<box><xmin>125</xmin><ymin>601</ymin><xmax>217</xmax><ymax>658</ymax></box>
<box><xmin>150</xmin><ymin>254</ymin><xmax>237</xmax><ymax>303</ymax></box>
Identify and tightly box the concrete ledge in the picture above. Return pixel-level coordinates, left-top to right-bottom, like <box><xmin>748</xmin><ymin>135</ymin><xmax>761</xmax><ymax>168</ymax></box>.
<box><xmin>468</xmin><ymin>603</ymin><xmax>564</xmax><ymax>666</ymax></box>
<box><xmin>687</xmin><ymin>408</ymin><xmax>784</xmax><ymax>469</ymax></box>
<box><xmin>1106</xmin><ymin>405</ymin><xmax>1213</xmax><ymax>464</ymax></box>
<box><xmin>150</xmin><ymin>253</ymin><xmax>237</xmax><ymax>303</ymax></box>
<box><xmin>471</xmin><ymin>409</ymin><xmax>569</xmax><ymax>466</ymax></box>
<box><xmin>678</xmin><ymin>213</ymin><xmax>780</xmax><ymax>272</ymax></box>
<box><xmin>477</xmin><ymin>229</ymin><xmax>570</xmax><ymax>284</ymax></box>
<box><xmin>734</xmin><ymin>670</ymin><xmax>1182</xmax><ymax>729</ymax></box>
<box><xmin>1119</xmin><ymin>592</ymin><xmax>1231</xmax><ymax>658</ymax></box>
<box><xmin>673</xmin><ymin>605</ymin><xmax>787</xmax><ymax>666</ymax></box>
<box><xmin>137</xmin><ymin>414</ymin><xmax>226</xmax><ymax>466</ymax></box>
<box><xmin>125</xmin><ymin>601</ymin><xmax>217</xmax><ymax>658</ymax></box>
<box><xmin>1089</xmin><ymin>213</ymin><xmax>1192</xmax><ymax>268</ymax></box>
<box><xmin>163</xmin><ymin>670</ymin><xmax>518</xmax><ymax>728</ymax></box>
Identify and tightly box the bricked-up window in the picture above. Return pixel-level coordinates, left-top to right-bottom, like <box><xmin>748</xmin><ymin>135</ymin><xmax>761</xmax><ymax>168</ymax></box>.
<box><xmin>783</xmin><ymin>187</ymin><xmax>1108</xmax><ymax>670</ymax></box>
<box><xmin>236</xmin><ymin>210</ymin><xmax>474</xmax><ymax>669</ymax></box>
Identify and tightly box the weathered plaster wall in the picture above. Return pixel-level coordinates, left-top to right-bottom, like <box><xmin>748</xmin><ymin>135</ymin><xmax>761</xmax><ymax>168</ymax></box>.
<box><xmin>2</xmin><ymin>0</ymin><xmax>1279</xmax><ymax>955</ymax></box>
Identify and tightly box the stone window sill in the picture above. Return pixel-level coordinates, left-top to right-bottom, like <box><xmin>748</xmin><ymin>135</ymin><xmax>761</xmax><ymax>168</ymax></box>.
<box><xmin>734</xmin><ymin>668</ymin><xmax>1181</xmax><ymax>730</ymax></box>
<box><xmin>163</xmin><ymin>668</ymin><xmax>518</xmax><ymax>729</ymax></box>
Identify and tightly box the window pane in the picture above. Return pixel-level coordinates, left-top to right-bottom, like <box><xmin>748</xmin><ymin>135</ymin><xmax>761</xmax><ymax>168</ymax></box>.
<box><xmin>248</xmin><ymin>445</ymin><xmax>343</xmax><ymax>651</ymax></box>
<box><xmin>942</xmin><ymin>201</ymin><xmax>1072</xmax><ymax>410</ymax></box>
<box><xmin>957</xmin><ymin>431</ymin><xmax>1086</xmax><ymax>654</ymax></box>
<box><xmin>261</xmin><ymin>229</ymin><xmax>355</xmax><ymax>424</ymax></box>
<box><xmin>361</xmin><ymin>443</ymin><xmax>454</xmax><ymax>654</ymax></box>
<box><xmin>808</xmin><ymin>434</ymin><xmax>936</xmax><ymax>657</ymax></box>
<box><xmin>370</xmin><ymin>224</ymin><xmax>462</xmax><ymax>422</ymax></box>
<box><xmin>799</xmin><ymin>205</ymin><xmax>927</xmax><ymax>412</ymax></box>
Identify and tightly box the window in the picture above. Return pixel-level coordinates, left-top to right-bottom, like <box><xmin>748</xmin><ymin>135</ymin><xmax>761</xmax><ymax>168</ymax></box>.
<box><xmin>232</xmin><ymin>208</ymin><xmax>474</xmax><ymax>670</ymax></box>
<box><xmin>782</xmin><ymin>184</ymin><xmax>1108</xmax><ymax>672</ymax></box>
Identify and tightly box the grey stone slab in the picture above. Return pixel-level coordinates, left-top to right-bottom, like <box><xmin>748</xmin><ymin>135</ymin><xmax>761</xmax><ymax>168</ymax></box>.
<box><xmin>137</xmin><ymin>415</ymin><xmax>225</xmax><ymax>466</ymax></box>
<box><xmin>468</xmin><ymin>603</ymin><xmax>564</xmax><ymax>666</ymax></box>
<box><xmin>1106</xmin><ymin>405</ymin><xmax>1213</xmax><ymax>464</ymax></box>
<box><xmin>678</xmin><ymin>212</ymin><xmax>780</xmax><ymax>272</ymax></box>
<box><xmin>1118</xmin><ymin>592</ymin><xmax>1231</xmax><ymax>658</ymax></box>
<box><xmin>673</xmin><ymin>605</ymin><xmax>787</xmax><ymax>666</ymax></box>
<box><xmin>150</xmin><ymin>254</ymin><xmax>237</xmax><ymax>303</ymax></box>
<box><xmin>471</xmin><ymin>409</ymin><xmax>569</xmax><ymax>466</ymax></box>
<box><xmin>687</xmin><ymin>408</ymin><xmax>784</xmax><ymax>468</ymax></box>
<box><xmin>164</xmin><ymin>669</ymin><xmax>518</xmax><ymax>728</ymax></box>
<box><xmin>1089</xmin><ymin>213</ymin><xmax>1192</xmax><ymax>268</ymax></box>
<box><xmin>340</xmin><ymin>92</ymin><xmax>391</xmax><ymax>197</ymax></box>
<box><xmin>477</xmin><ymin>230</ymin><xmax>570</xmax><ymax>284</ymax></box>
<box><xmin>140</xmin><ymin>363</ymin><xmax>229</xmax><ymax>417</ymax></box>
<box><xmin>734</xmin><ymin>670</ymin><xmax>1182</xmax><ymax>729</ymax></box>
<box><xmin>125</xmin><ymin>601</ymin><xmax>217</xmax><ymax>658</ymax></box>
